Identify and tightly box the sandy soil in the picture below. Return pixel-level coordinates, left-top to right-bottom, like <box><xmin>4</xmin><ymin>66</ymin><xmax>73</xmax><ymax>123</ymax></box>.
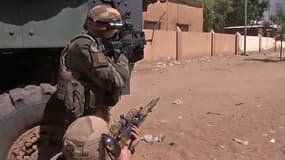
<box><xmin>111</xmin><ymin>52</ymin><xmax>285</xmax><ymax>160</ymax></box>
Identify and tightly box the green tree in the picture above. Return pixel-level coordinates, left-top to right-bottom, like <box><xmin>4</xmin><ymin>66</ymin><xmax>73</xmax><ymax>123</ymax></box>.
<box><xmin>203</xmin><ymin>0</ymin><xmax>215</xmax><ymax>31</ymax></box>
<box><xmin>225</xmin><ymin>0</ymin><xmax>269</xmax><ymax>26</ymax></box>
<box><xmin>203</xmin><ymin>0</ymin><xmax>233</xmax><ymax>32</ymax></box>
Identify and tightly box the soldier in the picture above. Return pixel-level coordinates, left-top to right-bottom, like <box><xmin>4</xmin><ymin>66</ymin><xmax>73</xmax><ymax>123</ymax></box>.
<box><xmin>50</xmin><ymin>116</ymin><xmax>141</xmax><ymax>160</ymax></box>
<box><xmin>56</xmin><ymin>5</ymin><xmax>129</xmax><ymax>123</ymax></box>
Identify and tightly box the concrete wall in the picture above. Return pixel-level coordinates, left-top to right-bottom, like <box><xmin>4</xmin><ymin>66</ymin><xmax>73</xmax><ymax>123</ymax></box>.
<box><xmin>143</xmin><ymin>29</ymin><xmax>177</xmax><ymax>61</ymax></box>
<box><xmin>213</xmin><ymin>33</ymin><xmax>236</xmax><ymax>56</ymax></box>
<box><xmin>237</xmin><ymin>34</ymin><xmax>281</xmax><ymax>53</ymax></box>
<box><xmin>144</xmin><ymin>2</ymin><xmax>168</xmax><ymax>29</ymax></box>
<box><xmin>238</xmin><ymin>35</ymin><xmax>260</xmax><ymax>52</ymax></box>
<box><xmin>177</xmin><ymin>3</ymin><xmax>203</xmax><ymax>32</ymax></box>
<box><xmin>276</xmin><ymin>41</ymin><xmax>285</xmax><ymax>49</ymax></box>
<box><xmin>144</xmin><ymin>2</ymin><xmax>203</xmax><ymax>32</ymax></box>
<box><xmin>143</xmin><ymin>30</ymin><xmax>285</xmax><ymax>62</ymax></box>
<box><xmin>261</xmin><ymin>37</ymin><xmax>275</xmax><ymax>51</ymax></box>
<box><xmin>177</xmin><ymin>31</ymin><xmax>212</xmax><ymax>58</ymax></box>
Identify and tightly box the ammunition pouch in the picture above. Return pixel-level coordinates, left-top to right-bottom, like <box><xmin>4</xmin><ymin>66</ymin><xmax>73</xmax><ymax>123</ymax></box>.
<box><xmin>64</xmin><ymin>79</ymin><xmax>85</xmax><ymax>117</ymax></box>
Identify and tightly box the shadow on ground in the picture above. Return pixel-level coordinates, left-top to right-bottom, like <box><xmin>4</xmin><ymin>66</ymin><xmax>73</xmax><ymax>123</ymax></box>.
<box><xmin>244</xmin><ymin>58</ymin><xmax>285</xmax><ymax>63</ymax></box>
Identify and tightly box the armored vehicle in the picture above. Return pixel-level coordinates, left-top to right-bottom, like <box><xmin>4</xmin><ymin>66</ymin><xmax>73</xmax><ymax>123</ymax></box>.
<box><xmin>0</xmin><ymin>0</ymin><xmax>163</xmax><ymax>159</ymax></box>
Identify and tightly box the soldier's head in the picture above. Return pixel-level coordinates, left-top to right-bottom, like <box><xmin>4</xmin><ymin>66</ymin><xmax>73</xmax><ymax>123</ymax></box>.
<box><xmin>84</xmin><ymin>5</ymin><xmax>122</xmax><ymax>39</ymax></box>
<box><xmin>62</xmin><ymin>116</ymin><xmax>108</xmax><ymax>160</ymax></box>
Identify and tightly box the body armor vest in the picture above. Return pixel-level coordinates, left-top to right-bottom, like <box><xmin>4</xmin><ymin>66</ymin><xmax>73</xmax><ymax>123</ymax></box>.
<box><xmin>56</xmin><ymin>33</ymin><xmax>101</xmax><ymax>117</ymax></box>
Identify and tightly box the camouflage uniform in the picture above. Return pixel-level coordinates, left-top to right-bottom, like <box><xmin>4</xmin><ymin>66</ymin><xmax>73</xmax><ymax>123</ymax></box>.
<box><xmin>56</xmin><ymin>5</ymin><xmax>129</xmax><ymax>122</ymax></box>
<box><xmin>50</xmin><ymin>116</ymin><xmax>109</xmax><ymax>160</ymax></box>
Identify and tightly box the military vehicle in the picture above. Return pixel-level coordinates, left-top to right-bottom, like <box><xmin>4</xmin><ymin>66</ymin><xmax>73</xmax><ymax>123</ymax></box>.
<box><xmin>0</xmin><ymin>0</ymin><xmax>163</xmax><ymax>159</ymax></box>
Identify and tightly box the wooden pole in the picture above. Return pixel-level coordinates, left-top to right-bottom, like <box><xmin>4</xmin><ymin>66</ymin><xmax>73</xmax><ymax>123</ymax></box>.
<box><xmin>243</xmin><ymin>0</ymin><xmax>248</xmax><ymax>55</ymax></box>
<box><xmin>280</xmin><ymin>39</ymin><xmax>283</xmax><ymax>61</ymax></box>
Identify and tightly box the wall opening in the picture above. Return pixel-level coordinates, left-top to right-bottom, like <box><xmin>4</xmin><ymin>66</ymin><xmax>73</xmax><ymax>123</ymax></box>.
<box><xmin>144</xmin><ymin>21</ymin><xmax>161</xmax><ymax>30</ymax></box>
<box><xmin>176</xmin><ymin>24</ymin><xmax>189</xmax><ymax>32</ymax></box>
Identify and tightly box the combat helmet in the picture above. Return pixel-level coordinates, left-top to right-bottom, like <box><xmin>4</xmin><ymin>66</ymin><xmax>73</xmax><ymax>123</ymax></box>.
<box><xmin>62</xmin><ymin>116</ymin><xmax>108</xmax><ymax>160</ymax></box>
<box><xmin>84</xmin><ymin>5</ymin><xmax>123</xmax><ymax>39</ymax></box>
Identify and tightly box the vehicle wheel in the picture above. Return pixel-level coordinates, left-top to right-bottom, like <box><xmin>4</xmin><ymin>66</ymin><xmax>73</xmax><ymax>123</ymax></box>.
<box><xmin>0</xmin><ymin>84</ymin><xmax>69</xmax><ymax>160</ymax></box>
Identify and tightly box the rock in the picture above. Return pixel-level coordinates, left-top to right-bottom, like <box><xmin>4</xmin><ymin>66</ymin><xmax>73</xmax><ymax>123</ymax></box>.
<box><xmin>235</xmin><ymin>102</ymin><xmax>244</xmax><ymax>106</ymax></box>
<box><xmin>270</xmin><ymin>139</ymin><xmax>276</xmax><ymax>143</ymax></box>
<box><xmin>153</xmin><ymin>136</ymin><xmax>159</xmax><ymax>142</ymax></box>
<box><xmin>168</xmin><ymin>62</ymin><xmax>174</xmax><ymax>67</ymax></box>
<box><xmin>172</xmin><ymin>99</ymin><xmax>183</xmax><ymax>105</ymax></box>
<box><xmin>160</xmin><ymin>120</ymin><xmax>168</xmax><ymax>123</ymax></box>
<box><xmin>152</xmin><ymin>135</ymin><xmax>165</xmax><ymax>143</ymax></box>
<box><xmin>177</xmin><ymin>116</ymin><xmax>183</xmax><ymax>120</ymax></box>
<box><xmin>206</xmin><ymin>112</ymin><xmax>222</xmax><ymax>116</ymax></box>
<box><xmin>142</xmin><ymin>134</ymin><xmax>165</xmax><ymax>143</ymax></box>
<box><xmin>233</xmin><ymin>138</ymin><xmax>249</xmax><ymax>146</ymax></box>
<box><xmin>143</xmin><ymin>134</ymin><xmax>154</xmax><ymax>143</ymax></box>
<box><xmin>218</xmin><ymin>145</ymin><xmax>225</xmax><ymax>149</ymax></box>
<box><xmin>169</xmin><ymin>142</ymin><xmax>176</xmax><ymax>146</ymax></box>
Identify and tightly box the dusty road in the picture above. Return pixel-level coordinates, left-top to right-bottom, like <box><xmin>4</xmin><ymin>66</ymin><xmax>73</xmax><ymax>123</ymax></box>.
<box><xmin>112</xmin><ymin>52</ymin><xmax>285</xmax><ymax>160</ymax></box>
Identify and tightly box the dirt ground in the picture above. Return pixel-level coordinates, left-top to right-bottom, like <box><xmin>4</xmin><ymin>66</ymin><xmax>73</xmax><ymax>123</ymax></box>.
<box><xmin>111</xmin><ymin>52</ymin><xmax>285</xmax><ymax>160</ymax></box>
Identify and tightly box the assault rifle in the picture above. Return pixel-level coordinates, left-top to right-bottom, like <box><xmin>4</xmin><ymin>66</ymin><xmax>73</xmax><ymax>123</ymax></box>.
<box><xmin>101</xmin><ymin>21</ymin><xmax>146</xmax><ymax>63</ymax></box>
<box><xmin>93</xmin><ymin>0</ymin><xmax>165</xmax><ymax>63</ymax></box>
<box><xmin>101</xmin><ymin>98</ymin><xmax>160</xmax><ymax>158</ymax></box>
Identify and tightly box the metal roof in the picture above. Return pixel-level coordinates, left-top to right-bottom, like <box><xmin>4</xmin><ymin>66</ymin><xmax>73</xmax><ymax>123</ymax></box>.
<box><xmin>224</xmin><ymin>25</ymin><xmax>278</xmax><ymax>29</ymax></box>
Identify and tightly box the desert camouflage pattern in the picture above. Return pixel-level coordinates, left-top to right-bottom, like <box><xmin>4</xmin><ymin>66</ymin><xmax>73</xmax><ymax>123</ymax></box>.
<box><xmin>56</xmin><ymin>5</ymin><xmax>129</xmax><ymax>122</ymax></box>
<box><xmin>56</xmin><ymin>31</ymin><xmax>129</xmax><ymax>121</ymax></box>
<box><xmin>85</xmin><ymin>5</ymin><xmax>122</xmax><ymax>38</ymax></box>
<box><xmin>87</xmin><ymin>5</ymin><xmax>121</xmax><ymax>22</ymax></box>
<box><xmin>56</xmin><ymin>34</ymin><xmax>96</xmax><ymax>118</ymax></box>
<box><xmin>62</xmin><ymin>116</ymin><xmax>108</xmax><ymax>160</ymax></box>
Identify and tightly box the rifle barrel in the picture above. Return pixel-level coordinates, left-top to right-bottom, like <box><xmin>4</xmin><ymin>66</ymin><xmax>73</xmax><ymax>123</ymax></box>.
<box><xmin>146</xmin><ymin>97</ymin><xmax>160</xmax><ymax>112</ymax></box>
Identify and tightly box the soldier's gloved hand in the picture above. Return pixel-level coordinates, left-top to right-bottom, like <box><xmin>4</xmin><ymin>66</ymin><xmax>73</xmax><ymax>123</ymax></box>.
<box><xmin>130</xmin><ymin>126</ymin><xmax>141</xmax><ymax>148</ymax></box>
<box><xmin>119</xmin><ymin>126</ymin><xmax>141</xmax><ymax>152</ymax></box>
<box><xmin>113</xmin><ymin>54</ymin><xmax>130</xmax><ymax>84</ymax></box>
<box><xmin>118</xmin><ymin>126</ymin><xmax>141</xmax><ymax>160</ymax></box>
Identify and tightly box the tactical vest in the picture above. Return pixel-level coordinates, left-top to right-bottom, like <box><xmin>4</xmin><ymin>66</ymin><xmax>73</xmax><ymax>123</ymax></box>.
<box><xmin>56</xmin><ymin>33</ymin><xmax>104</xmax><ymax>117</ymax></box>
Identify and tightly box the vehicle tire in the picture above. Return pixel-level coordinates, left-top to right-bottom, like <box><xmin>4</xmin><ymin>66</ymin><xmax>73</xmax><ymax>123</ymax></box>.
<box><xmin>0</xmin><ymin>84</ymin><xmax>69</xmax><ymax>160</ymax></box>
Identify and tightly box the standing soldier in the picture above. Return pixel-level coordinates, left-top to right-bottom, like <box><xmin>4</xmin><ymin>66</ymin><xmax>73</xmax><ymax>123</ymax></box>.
<box><xmin>56</xmin><ymin>5</ymin><xmax>129</xmax><ymax>123</ymax></box>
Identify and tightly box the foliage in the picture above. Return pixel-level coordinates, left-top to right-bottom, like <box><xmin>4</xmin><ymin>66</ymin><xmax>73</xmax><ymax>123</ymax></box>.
<box><xmin>203</xmin><ymin>0</ymin><xmax>233</xmax><ymax>32</ymax></box>
<box><xmin>203</xmin><ymin>0</ymin><xmax>270</xmax><ymax>32</ymax></box>
<box><xmin>225</xmin><ymin>0</ymin><xmax>269</xmax><ymax>26</ymax></box>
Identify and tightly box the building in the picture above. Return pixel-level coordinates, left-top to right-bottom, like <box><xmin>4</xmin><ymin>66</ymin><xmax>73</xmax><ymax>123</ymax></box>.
<box><xmin>143</xmin><ymin>1</ymin><xmax>203</xmax><ymax>32</ymax></box>
<box><xmin>224</xmin><ymin>25</ymin><xmax>278</xmax><ymax>37</ymax></box>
